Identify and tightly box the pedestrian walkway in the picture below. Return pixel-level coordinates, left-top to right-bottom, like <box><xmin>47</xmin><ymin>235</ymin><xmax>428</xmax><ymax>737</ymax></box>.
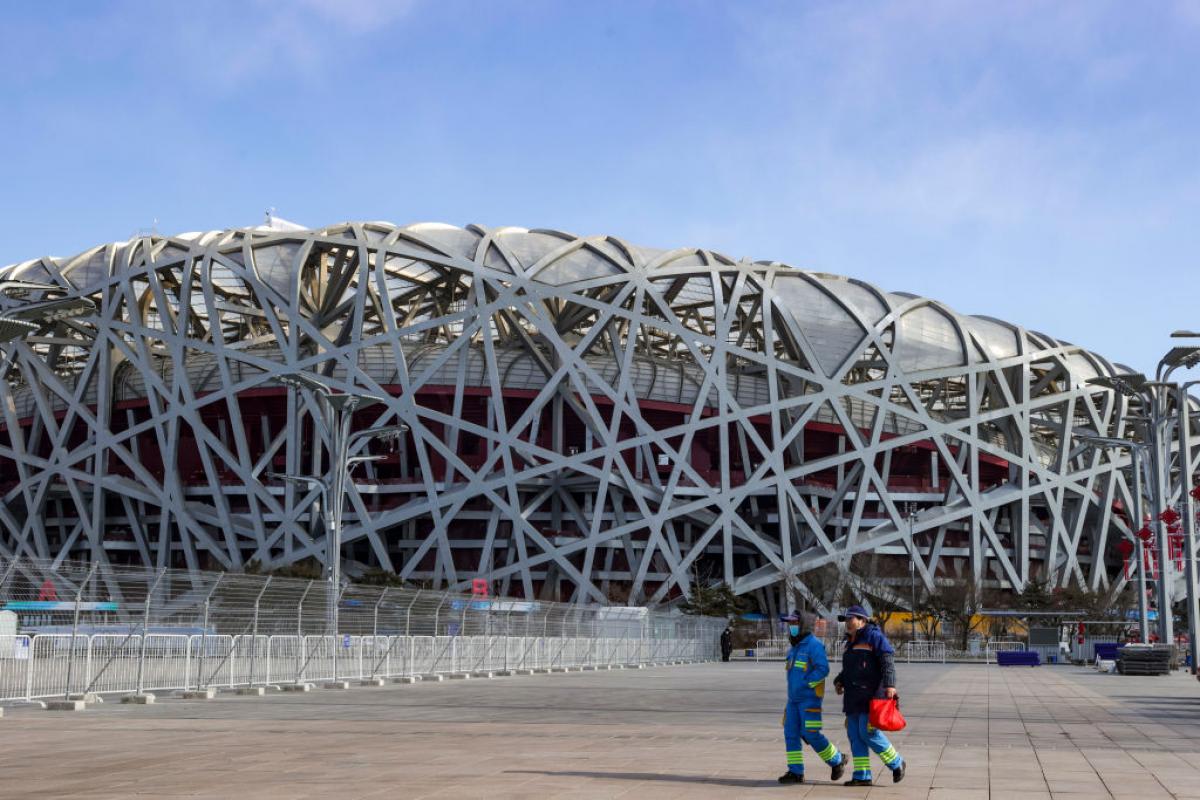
<box><xmin>1</xmin><ymin>662</ymin><xmax>1198</xmax><ymax>798</ymax></box>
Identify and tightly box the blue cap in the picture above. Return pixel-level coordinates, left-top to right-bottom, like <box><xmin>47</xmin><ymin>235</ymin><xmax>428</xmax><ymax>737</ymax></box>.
<box><xmin>780</xmin><ymin>613</ymin><xmax>801</xmax><ymax>622</ymax></box>
<box><xmin>837</xmin><ymin>604</ymin><xmax>870</xmax><ymax>622</ymax></box>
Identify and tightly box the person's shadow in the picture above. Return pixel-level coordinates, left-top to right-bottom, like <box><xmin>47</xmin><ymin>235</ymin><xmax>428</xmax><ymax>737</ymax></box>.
<box><xmin>506</xmin><ymin>770</ymin><xmax>780</xmax><ymax>788</ymax></box>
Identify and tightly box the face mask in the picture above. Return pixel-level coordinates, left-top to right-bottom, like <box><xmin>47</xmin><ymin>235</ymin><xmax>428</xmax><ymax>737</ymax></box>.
<box><xmin>788</xmin><ymin>625</ymin><xmax>801</xmax><ymax>637</ymax></box>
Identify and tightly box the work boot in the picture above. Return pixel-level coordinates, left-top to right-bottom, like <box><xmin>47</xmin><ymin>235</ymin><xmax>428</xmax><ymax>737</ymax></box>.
<box><xmin>844</xmin><ymin>777</ymin><xmax>873</xmax><ymax>787</ymax></box>
<box><xmin>777</xmin><ymin>772</ymin><xmax>804</xmax><ymax>785</ymax></box>
<box><xmin>892</xmin><ymin>760</ymin><xmax>906</xmax><ymax>783</ymax></box>
<box><xmin>830</xmin><ymin>755</ymin><xmax>845</xmax><ymax>782</ymax></box>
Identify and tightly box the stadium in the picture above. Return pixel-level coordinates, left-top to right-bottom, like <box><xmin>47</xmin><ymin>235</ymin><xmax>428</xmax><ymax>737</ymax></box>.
<box><xmin>0</xmin><ymin>219</ymin><xmax>1152</xmax><ymax>616</ymax></box>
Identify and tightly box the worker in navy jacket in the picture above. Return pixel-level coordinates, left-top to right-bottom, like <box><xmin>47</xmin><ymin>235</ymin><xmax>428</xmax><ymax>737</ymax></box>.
<box><xmin>832</xmin><ymin>605</ymin><xmax>906</xmax><ymax>786</ymax></box>
<box><xmin>777</xmin><ymin>613</ymin><xmax>846</xmax><ymax>785</ymax></box>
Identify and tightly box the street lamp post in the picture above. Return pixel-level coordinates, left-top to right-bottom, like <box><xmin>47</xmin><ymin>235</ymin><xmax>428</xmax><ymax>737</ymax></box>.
<box><xmin>1098</xmin><ymin>378</ymin><xmax>1173</xmax><ymax>644</ymax></box>
<box><xmin>1145</xmin><ymin>405</ymin><xmax>1174</xmax><ymax>644</ymax></box>
<box><xmin>1178</xmin><ymin>384</ymin><xmax>1200</xmax><ymax>674</ymax></box>
<box><xmin>1130</xmin><ymin>447</ymin><xmax>1152</xmax><ymax>646</ymax></box>
<box><xmin>1144</xmin><ymin>345</ymin><xmax>1200</xmax><ymax>647</ymax></box>
<box><xmin>1168</xmin><ymin>332</ymin><xmax>1200</xmax><ymax>674</ymax></box>
<box><xmin>903</xmin><ymin>502</ymin><xmax>917</xmax><ymax>645</ymax></box>
<box><xmin>1089</xmin><ymin>353</ymin><xmax>1200</xmax><ymax>647</ymax></box>
<box><xmin>1079</xmin><ymin>434</ymin><xmax>1152</xmax><ymax>643</ymax></box>
<box><xmin>271</xmin><ymin>372</ymin><xmax>408</xmax><ymax>643</ymax></box>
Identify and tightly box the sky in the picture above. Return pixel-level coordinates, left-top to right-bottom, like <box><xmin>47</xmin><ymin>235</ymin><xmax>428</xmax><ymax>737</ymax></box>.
<box><xmin>1</xmin><ymin>0</ymin><xmax>1198</xmax><ymax>378</ymax></box>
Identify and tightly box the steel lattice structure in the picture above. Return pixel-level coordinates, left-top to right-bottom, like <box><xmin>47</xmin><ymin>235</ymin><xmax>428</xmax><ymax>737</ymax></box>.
<box><xmin>0</xmin><ymin>219</ymin><xmax>1184</xmax><ymax>613</ymax></box>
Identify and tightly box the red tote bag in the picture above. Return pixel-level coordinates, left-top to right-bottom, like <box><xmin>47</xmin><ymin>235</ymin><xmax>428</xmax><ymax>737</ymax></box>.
<box><xmin>869</xmin><ymin>697</ymin><xmax>907</xmax><ymax>732</ymax></box>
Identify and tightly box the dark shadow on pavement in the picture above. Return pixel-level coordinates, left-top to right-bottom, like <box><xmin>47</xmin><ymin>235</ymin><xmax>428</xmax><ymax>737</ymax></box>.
<box><xmin>506</xmin><ymin>770</ymin><xmax>777</xmax><ymax>788</ymax></box>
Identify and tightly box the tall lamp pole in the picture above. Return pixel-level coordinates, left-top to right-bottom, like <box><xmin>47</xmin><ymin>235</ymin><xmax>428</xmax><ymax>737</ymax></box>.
<box><xmin>903</xmin><ymin>502</ymin><xmax>917</xmax><ymax>644</ymax></box>
<box><xmin>1094</xmin><ymin>375</ymin><xmax>1173</xmax><ymax>643</ymax></box>
<box><xmin>1144</xmin><ymin>344</ymin><xmax>1200</xmax><ymax>648</ymax></box>
<box><xmin>1178</xmin><ymin>384</ymin><xmax>1200</xmax><ymax>674</ymax></box>
<box><xmin>1090</xmin><ymin>350</ymin><xmax>1200</xmax><ymax>647</ymax></box>
<box><xmin>272</xmin><ymin>372</ymin><xmax>408</xmax><ymax>638</ymax></box>
<box><xmin>1079</xmin><ymin>434</ymin><xmax>1151</xmax><ymax>643</ymax></box>
<box><xmin>1166</xmin><ymin>329</ymin><xmax>1200</xmax><ymax>672</ymax></box>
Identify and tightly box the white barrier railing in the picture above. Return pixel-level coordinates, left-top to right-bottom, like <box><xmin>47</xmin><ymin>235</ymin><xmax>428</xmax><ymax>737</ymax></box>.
<box><xmin>985</xmin><ymin>639</ymin><xmax>1025</xmax><ymax>664</ymax></box>
<box><xmin>901</xmin><ymin>641</ymin><xmax>947</xmax><ymax>663</ymax></box>
<box><xmin>754</xmin><ymin>638</ymin><xmax>848</xmax><ymax>663</ymax></box>
<box><xmin>754</xmin><ymin>639</ymin><xmax>787</xmax><ymax>661</ymax></box>
<box><xmin>0</xmin><ymin>632</ymin><xmax>716</xmax><ymax>702</ymax></box>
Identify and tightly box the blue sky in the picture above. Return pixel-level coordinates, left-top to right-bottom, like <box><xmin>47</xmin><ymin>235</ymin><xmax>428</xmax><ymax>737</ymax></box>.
<box><xmin>2</xmin><ymin>1</ymin><xmax>1198</xmax><ymax>376</ymax></box>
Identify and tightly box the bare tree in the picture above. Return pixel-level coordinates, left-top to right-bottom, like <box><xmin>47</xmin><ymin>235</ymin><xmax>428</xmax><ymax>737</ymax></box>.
<box><xmin>927</xmin><ymin>579</ymin><xmax>996</xmax><ymax>651</ymax></box>
<box><xmin>799</xmin><ymin>564</ymin><xmax>854</xmax><ymax>614</ymax></box>
<box><xmin>847</xmin><ymin>554</ymin><xmax>909</xmax><ymax>639</ymax></box>
<box><xmin>912</xmin><ymin>589</ymin><xmax>944</xmax><ymax>640</ymax></box>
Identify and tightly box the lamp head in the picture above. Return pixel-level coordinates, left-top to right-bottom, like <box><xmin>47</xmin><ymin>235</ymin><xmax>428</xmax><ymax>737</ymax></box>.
<box><xmin>1087</xmin><ymin>373</ymin><xmax>1148</xmax><ymax>397</ymax></box>
<box><xmin>1159</xmin><ymin>346</ymin><xmax>1200</xmax><ymax>371</ymax></box>
<box><xmin>0</xmin><ymin>280</ymin><xmax>61</xmax><ymax>299</ymax></box>
<box><xmin>276</xmin><ymin>372</ymin><xmax>333</xmax><ymax>395</ymax></box>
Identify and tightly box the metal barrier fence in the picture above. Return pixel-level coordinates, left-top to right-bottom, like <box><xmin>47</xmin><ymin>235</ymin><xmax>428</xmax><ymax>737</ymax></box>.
<box><xmin>754</xmin><ymin>639</ymin><xmax>787</xmax><ymax>661</ymax></box>
<box><xmin>0</xmin><ymin>633</ymin><xmax>712</xmax><ymax>701</ymax></box>
<box><xmin>753</xmin><ymin>638</ymin><xmax>847</xmax><ymax>662</ymax></box>
<box><xmin>901</xmin><ymin>641</ymin><xmax>947</xmax><ymax>663</ymax></box>
<box><xmin>0</xmin><ymin>557</ymin><xmax>722</xmax><ymax>702</ymax></box>
<box><xmin>753</xmin><ymin>636</ymin><xmax>1024</xmax><ymax>665</ymax></box>
<box><xmin>984</xmin><ymin>639</ymin><xmax>1026</xmax><ymax>664</ymax></box>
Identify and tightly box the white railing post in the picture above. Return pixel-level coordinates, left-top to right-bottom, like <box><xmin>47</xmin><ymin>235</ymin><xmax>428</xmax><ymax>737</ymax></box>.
<box><xmin>431</xmin><ymin>592</ymin><xmax>450</xmax><ymax>674</ymax></box>
<box><xmin>135</xmin><ymin>568</ymin><xmax>167</xmax><ymax>695</ymax></box>
<box><xmin>295</xmin><ymin>580</ymin><xmax>312</xmax><ymax>684</ymax></box>
<box><xmin>64</xmin><ymin>563</ymin><xmax>97</xmax><ymax>699</ymax></box>
<box><xmin>523</xmin><ymin>607</ymin><xmax>532</xmax><ymax>670</ymax></box>
<box><xmin>370</xmin><ymin>587</ymin><xmax>389</xmax><ymax>679</ymax></box>
<box><xmin>458</xmin><ymin>591</ymin><xmax>470</xmax><ymax>672</ymax></box>
<box><xmin>198</xmin><ymin>574</ymin><xmax>222</xmax><ymax>690</ymax></box>
<box><xmin>332</xmin><ymin>582</ymin><xmax>346</xmax><ymax>681</ymax></box>
<box><xmin>405</xmin><ymin>589</ymin><xmax>420</xmax><ymax>677</ymax></box>
<box><xmin>247</xmin><ymin>576</ymin><xmax>271</xmax><ymax>686</ymax></box>
<box><xmin>24</xmin><ymin>635</ymin><xmax>35</xmax><ymax>701</ymax></box>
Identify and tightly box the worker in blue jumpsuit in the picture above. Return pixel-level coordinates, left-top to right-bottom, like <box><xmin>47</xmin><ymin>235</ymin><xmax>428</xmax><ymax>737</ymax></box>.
<box><xmin>833</xmin><ymin>604</ymin><xmax>906</xmax><ymax>786</ymax></box>
<box><xmin>777</xmin><ymin>613</ymin><xmax>846</xmax><ymax>785</ymax></box>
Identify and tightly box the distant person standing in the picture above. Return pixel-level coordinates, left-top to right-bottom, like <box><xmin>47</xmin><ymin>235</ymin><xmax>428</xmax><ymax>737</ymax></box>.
<box><xmin>833</xmin><ymin>605</ymin><xmax>906</xmax><ymax>786</ymax></box>
<box><xmin>776</xmin><ymin>613</ymin><xmax>846</xmax><ymax>785</ymax></box>
<box><xmin>720</xmin><ymin>625</ymin><xmax>733</xmax><ymax>662</ymax></box>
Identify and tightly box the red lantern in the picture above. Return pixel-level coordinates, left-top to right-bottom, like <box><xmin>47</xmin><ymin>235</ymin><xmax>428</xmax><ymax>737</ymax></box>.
<box><xmin>1191</xmin><ymin>484</ymin><xmax>1200</xmax><ymax>502</ymax></box>
<box><xmin>1168</xmin><ymin>529</ymin><xmax>1185</xmax><ymax>569</ymax></box>
<box><xmin>1137</xmin><ymin>525</ymin><xmax>1154</xmax><ymax>543</ymax></box>
<box><xmin>1160</xmin><ymin>507</ymin><xmax>1180</xmax><ymax>525</ymax></box>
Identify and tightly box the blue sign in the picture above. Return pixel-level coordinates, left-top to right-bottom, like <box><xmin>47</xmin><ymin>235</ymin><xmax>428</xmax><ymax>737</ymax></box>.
<box><xmin>5</xmin><ymin>601</ymin><xmax>118</xmax><ymax>612</ymax></box>
<box><xmin>341</xmin><ymin>634</ymin><xmax>351</xmax><ymax>648</ymax></box>
<box><xmin>449</xmin><ymin>599</ymin><xmax>494</xmax><ymax>612</ymax></box>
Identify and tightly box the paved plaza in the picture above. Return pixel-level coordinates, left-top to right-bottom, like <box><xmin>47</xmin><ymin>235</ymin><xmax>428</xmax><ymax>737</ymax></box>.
<box><xmin>1</xmin><ymin>661</ymin><xmax>1199</xmax><ymax>799</ymax></box>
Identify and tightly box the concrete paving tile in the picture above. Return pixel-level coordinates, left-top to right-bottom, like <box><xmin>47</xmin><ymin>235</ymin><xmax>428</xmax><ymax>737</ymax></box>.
<box><xmin>5</xmin><ymin>662</ymin><xmax>1200</xmax><ymax>798</ymax></box>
